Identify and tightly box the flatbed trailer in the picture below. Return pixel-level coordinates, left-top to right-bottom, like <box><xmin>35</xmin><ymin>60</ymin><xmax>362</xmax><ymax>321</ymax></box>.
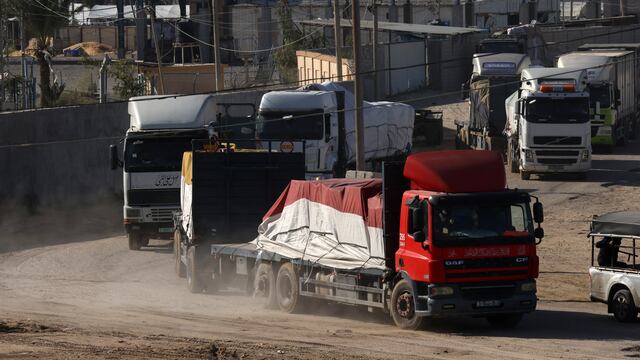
<box><xmin>177</xmin><ymin>151</ymin><xmax>547</xmax><ymax>329</ymax></box>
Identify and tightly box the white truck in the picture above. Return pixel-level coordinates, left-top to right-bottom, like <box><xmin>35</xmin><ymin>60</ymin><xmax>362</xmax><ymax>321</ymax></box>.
<box><xmin>589</xmin><ymin>211</ymin><xmax>640</xmax><ymax>323</ymax></box>
<box><xmin>557</xmin><ymin>49</ymin><xmax>637</xmax><ymax>151</ymax></box>
<box><xmin>504</xmin><ymin>68</ymin><xmax>592</xmax><ymax>180</ymax></box>
<box><xmin>109</xmin><ymin>95</ymin><xmax>215</xmax><ymax>250</ymax></box>
<box><xmin>256</xmin><ymin>82</ymin><xmax>415</xmax><ymax>178</ymax></box>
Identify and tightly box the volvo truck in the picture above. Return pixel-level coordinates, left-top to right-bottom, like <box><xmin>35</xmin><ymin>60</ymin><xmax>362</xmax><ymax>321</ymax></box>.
<box><xmin>558</xmin><ymin>50</ymin><xmax>636</xmax><ymax>150</ymax></box>
<box><xmin>110</xmin><ymin>95</ymin><xmax>215</xmax><ymax>250</ymax></box>
<box><xmin>175</xmin><ymin>150</ymin><xmax>545</xmax><ymax>330</ymax></box>
<box><xmin>504</xmin><ymin>68</ymin><xmax>592</xmax><ymax>180</ymax></box>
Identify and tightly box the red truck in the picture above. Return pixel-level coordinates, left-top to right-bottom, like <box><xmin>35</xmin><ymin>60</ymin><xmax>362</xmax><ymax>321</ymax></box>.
<box><xmin>175</xmin><ymin>150</ymin><xmax>544</xmax><ymax>329</ymax></box>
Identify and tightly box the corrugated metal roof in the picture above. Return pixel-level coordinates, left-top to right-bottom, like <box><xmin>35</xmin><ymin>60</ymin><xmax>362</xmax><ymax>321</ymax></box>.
<box><xmin>299</xmin><ymin>19</ymin><xmax>487</xmax><ymax>35</ymax></box>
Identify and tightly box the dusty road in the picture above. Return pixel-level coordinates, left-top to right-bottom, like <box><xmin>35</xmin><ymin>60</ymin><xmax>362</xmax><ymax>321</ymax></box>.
<box><xmin>2</xmin><ymin>110</ymin><xmax>640</xmax><ymax>358</ymax></box>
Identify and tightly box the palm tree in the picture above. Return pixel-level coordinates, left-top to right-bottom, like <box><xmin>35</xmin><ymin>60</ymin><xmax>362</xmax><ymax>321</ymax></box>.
<box><xmin>5</xmin><ymin>0</ymin><xmax>72</xmax><ymax>107</ymax></box>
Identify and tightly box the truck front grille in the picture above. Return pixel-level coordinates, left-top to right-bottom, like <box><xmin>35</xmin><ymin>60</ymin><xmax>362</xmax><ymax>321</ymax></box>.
<box><xmin>460</xmin><ymin>284</ymin><xmax>517</xmax><ymax>300</ymax></box>
<box><xmin>149</xmin><ymin>208</ymin><xmax>179</xmax><ymax>222</ymax></box>
<box><xmin>533</xmin><ymin>136</ymin><xmax>582</xmax><ymax>145</ymax></box>
<box><xmin>535</xmin><ymin>150</ymin><xmax>580</xmax><ymax>157</ymax></box>
<box><xmin>537</xmin><ymin>158</ymin><xmax>577</xmax><ymax>165</ymax></box>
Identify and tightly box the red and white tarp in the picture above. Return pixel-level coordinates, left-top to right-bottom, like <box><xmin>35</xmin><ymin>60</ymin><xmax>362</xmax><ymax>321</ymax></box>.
<box><xmin>254</xmin><ymin>179</ymin><xmax>386</xmax><ymax>270</ymax></box>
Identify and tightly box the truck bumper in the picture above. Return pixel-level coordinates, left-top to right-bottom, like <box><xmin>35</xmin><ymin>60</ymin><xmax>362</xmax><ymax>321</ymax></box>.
<box><xmin>124</xmin><ymin>222</ymin><xmax>175</xmax><ymax>238</ymax></box>
<box><xmin>414</xmin><ymin>281</ymin><xmax>537</xmax><ymax>318</ymax></box>
<box><xmin>521</xmin><ymin>149</ymin><xmax>590</xmax><ymax>173</ymax></box>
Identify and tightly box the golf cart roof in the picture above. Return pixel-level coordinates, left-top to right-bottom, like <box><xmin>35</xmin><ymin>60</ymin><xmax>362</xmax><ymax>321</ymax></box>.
<box><xmin>590</xmin><ymin>211</ymin><xmax>640</xmax><ymax>238</ymax></box>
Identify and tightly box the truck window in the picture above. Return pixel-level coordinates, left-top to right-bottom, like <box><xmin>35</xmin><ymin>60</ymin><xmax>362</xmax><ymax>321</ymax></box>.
<box><xmin>124</xmin><ymin>137</ymin><xmax>196</xmax><ymax>172</ymax></box>
<box><xmin>588</xmin><ymin>84</ymin><xmax>611</xmax><ymax>108</ymax></box>
<box><xmin>525</xmin><ymin>98</ymin><xmax>590</xmax><ymax>124</ymax></box>
<box><xmin>256</xmin><ymin>110</ymin><xmax>325</xmax><ymax>140</ymax></box>
<box><xmin>433</xmin><ymin>202</ymin><xmax>532</xmax><ymax>240</ymax></box>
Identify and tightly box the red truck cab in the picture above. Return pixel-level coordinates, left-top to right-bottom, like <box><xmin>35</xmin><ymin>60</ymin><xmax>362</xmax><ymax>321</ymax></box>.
<box><xmin>391</xmin><ymin>150</ymin><xmax>543</xmax><ymax>328</ymax></box>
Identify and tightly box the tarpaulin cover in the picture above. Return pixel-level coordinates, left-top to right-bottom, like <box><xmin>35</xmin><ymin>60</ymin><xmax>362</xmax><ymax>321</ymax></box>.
<box><xmin>308</xmin><ymin>82</ymin><xmax>415</xmax><ymax>163</ymax></box>
<box><xmin>180</xmin><ymin>152</ymin><xmax>194</xmax><ymax>239</ymax></box>
<box><xmin>403</xmin><ymin>150</ymin><xmax>506</xmax><ymax>193</ymax></box>
<box><xmin>590</xmin><ymin>211</ymin><xmax>640</xmax><ymax>237</ymax></box>
<box><xmin>254</xmin><ymin>179</ymin><xmax>386</xmax><ymax>270</ymax></box>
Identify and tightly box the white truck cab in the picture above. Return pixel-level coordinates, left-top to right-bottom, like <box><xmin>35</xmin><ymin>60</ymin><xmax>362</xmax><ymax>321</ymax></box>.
<box><xmin>505</xmin><ymin>68</ymin><xmax>592</xmax><ymax>179</ymax></box>
<box><xmin>111</xmin><ymin>95</ymin><xmax>215</xmax><ymax>250</ymax></box>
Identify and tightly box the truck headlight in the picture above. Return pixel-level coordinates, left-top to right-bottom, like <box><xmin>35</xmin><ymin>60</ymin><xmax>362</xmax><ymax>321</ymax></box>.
<box><xmin>581</xmin><ymin>150</ymin><xmax>590</xmax><ymax>161</ymax></box>
<box><xmin>524</xmin><ymin>149</ymin><xmax>534</xmax><ymax>162</ymax></box>
<box><xmin>520</xmin><ymin>281</ymin><xmax>536</xmax><ymax>292</ymax></box>
<box><xmin>125</xmin><ymin>208</ymin><xmax>141</xmax><ymax>218</ymax></box>
<box><xmin>430</xmin><ymin>286</ymin><xmax>454</xmax><ymax>297</ymax></box>
<box><xmin>597</xmin><ymin>126</ymin><xmax>612</xmax><ymax>136</ymax></box>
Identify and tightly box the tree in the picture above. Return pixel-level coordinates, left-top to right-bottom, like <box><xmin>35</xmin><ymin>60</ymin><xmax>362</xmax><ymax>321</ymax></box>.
<box><xmin>5</xmin><ymin>0</ymin><xmax>74</xmax><ymax>107</ymax></box>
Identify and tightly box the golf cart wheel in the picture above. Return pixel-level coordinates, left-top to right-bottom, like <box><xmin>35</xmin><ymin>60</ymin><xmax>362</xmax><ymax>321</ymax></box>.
<box><xmin>612</xmin><ymin>289</ymin><xmax>638</xmax><ymax>323</ymax></box>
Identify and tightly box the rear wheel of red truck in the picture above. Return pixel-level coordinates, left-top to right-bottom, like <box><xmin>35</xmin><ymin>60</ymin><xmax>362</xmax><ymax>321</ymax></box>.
<box><xmin>173</xmin><ymin>230</ymin><xmax>186</xmax><ymax>278</ymax></box>
<box><xmin>390</xmin><ymin>280</ymin><xmax>424</xmax><ymax>330</ymax></box>
<box><xmin>276</xmin><ymin>263</ymin><xmax>303</xmax><ymax>313</ymax></box>
<box><xmin>254</xmin><ymin>263</ymin><xmax>278</xmax><ymax>309</ymax></box>
<box><xmin>486</xmin><ymin>313</ymin><xmax>523</xmax><ymax>328</ymax></box>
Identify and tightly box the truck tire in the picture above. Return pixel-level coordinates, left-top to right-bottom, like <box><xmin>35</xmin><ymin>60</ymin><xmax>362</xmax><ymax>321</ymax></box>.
<box><xmin>486</xmin><ymin>313</ymin><xmax>523</xmax><ymax>328</ymax></box>
<box><xmin>275</xmin><ymin>263</ymin><xmax>303</xmax><ymax>313</ymax></box>
<box><xmin>128</xmin><ymin>232</ymin><xmax>142</xmax><ymax>251</ymax></box>
<box><xmin>254</xmin><ymin>263</ymin><xmax>278</xmax><ymax>309</ymax></box>
<box><xmin>507</xmin><ymin>139</ymin><xmax>519</xmax><ymax>174</ymax></box>
<box><xmin>186</xmin><ymin>246</ymin><xmax>205</xmax><ymax>293</ymax></box>
<box><xmin>520</xmin><ymin>171</ymin><xmax>531</xmax><ymax>180</ymax></box>
<box><xmin>612</xmin><ymin>289</ymin><xmax>638</xmax><ymax>323</ymax></box>
<box><xmin>174</xmin><ymin>230</ymin><xmax>186</xmax><ymax>278</ymax></box>
<box><xmin>390</xmin><ymin>280</ymin><xmax>424</xmax><ymax>330</ymax></box>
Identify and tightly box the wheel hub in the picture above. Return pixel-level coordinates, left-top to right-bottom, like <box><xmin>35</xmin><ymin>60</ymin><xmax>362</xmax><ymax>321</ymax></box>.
<box><xmin>397</xmin><ymin>292</ymin><xmax>414</xmax><ymax>318</ymax></box>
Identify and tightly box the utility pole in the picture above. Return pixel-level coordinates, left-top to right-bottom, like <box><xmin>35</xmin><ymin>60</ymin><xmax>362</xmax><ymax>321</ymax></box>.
<box><xmin>20</xmin><ymin>12</ymin><xmax>28</xmax><ymax>109</ymax></box>
<box><xmin>135</xmin><ymin>0</ymin><xmax>145</xmax><ymax>62</ymax></box>
<box><xmin>116</xmin><ymin>0</ymin><xmax>125</xmax><ymax>59</ymax></box>
<box><xmin>372</xmin><ymin>1</ymin><xmax>378</xmax><ymax>99</ymax></box>
<box><xmin>148</xmin><ymin>7</ymin><xmax>165</xmax><ymax>94</ymax></box>
<box><xmin>212</xmin><ymin>0</ymin><xmax>223</xmax><ymax>91</ymax></box>
<box><xmin>333</xmin><ymin>0</ymin><xmax>343</xmax><ymax>81</ymax></box>
<box><xmin>620</xmin><ymin>0</ymin><xmax>626</xmax><ymax>16</ymax></box>
<box><xmin>352</xmin><ymin>0</ymin><xmax>364</xmax><ymax>170</ymax></box>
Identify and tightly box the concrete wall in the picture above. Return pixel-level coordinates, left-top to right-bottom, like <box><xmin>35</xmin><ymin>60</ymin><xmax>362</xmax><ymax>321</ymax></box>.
<box><xmin>0</xmin><ymin>90</ymin><xmax>277</xmax><ymax>210</ymax></box>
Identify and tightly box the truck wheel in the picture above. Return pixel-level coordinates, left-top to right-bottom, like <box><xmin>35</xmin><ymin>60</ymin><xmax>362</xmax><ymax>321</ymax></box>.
<box><xmin>275</xmin><ymin>263</ymin><xmax>302</xmax><ymax>313</ymax></box>
<box><xmin>612</xmin><ymin>289</ymin><xmax>638</xmax><ymax>323</ymax></box>
<box><xmin>128</xmin><ymin>233</ymin><xmax>142</xmax><ymax>251</ymax></box>
<box><xmin>486</xmin><ymin>313</ymin><xmax>523</xmax><ymax>328</ymax></box>
<box><xmin>390</xmin><ymin>280</ymin><xmax>424</xmax><ymax>330</ymax></box>
<box><xmin>186</xmin><ymin>246</ymin><xmax>205</xmax><ymax>293</ymax></box>
<box><xmin>254</xmin><ymin>263</ymin><xmax>278</xmax><ymax>309</ymax></box>
<box><xmin>520</xmin><ymin>171</ymin><xmax>531</xmax><ymax>180</ymax></box>
<box><xmin>174</xmin><ymin>230</ymin><xmax>186</xmax><ymax>278</ymax></box>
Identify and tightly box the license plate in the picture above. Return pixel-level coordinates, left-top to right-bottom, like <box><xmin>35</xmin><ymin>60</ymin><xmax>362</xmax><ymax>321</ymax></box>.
<box><xmin>475</xmin><ymin>300</ymin><xmax>502</xmax><ymax>308</ymax></box>
<box><xmin>158</xmin><ymin>227</ymin><xmax>174</xmax><ymax>233</ymax></box>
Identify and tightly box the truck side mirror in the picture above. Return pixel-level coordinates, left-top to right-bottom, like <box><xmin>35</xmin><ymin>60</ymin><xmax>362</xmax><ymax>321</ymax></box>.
<box><xmin>324</xmin><ymin>114</ymin><xmax>331</xmax><ymax>143</ymax></box>
<box><xmin>411</xmin><ymin>204</ymin><xmax>425</xmax><ymax>232</ymax></box>
<box><xmin>534</xmin><ymin>227</ymin><xmax>544</xmax><ymax>240</ymax></box>
<box><xmin>109</xmin><ymin>144</ymin><xmax>121</xmax><ymax>170</ymax></box>
<box><xmin>533</xmin><ymin>202</ymin><xmax>543</xmax><ymax>223</ymax></box>
<box><xmin>413</xmin><ymin>230</ymin><xmax>426</xmax><ymax>243</ymax></box>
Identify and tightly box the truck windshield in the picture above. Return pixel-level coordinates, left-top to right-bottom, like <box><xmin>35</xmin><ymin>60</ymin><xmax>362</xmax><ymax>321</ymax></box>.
<box><xmin>124</xmin><ymin>137</ymin><xmax>197</xmax><ymax>172</ymax></box>
<box><xmin>433</xmin><ymin>203</ymin><xmax>533</xmax><ymax>241</ymax></box>
<box><xmin>256</xmin><ymin>110</ymin><xmax>325</xmax><ymax>140</ymax></box>
<box><xmin>589</xmin><ymin>84</ymin><xmax>611</xmax><ymax>108</ymax></box>
<box><xmin>525</xmin><ymin>98</ymin><xmax>589</xmax><ymax>124</ymax></box>
<box><xmin>478</xmin><ymin>41</ymin><xmax>523</xmax><ymax>54</ymax></box>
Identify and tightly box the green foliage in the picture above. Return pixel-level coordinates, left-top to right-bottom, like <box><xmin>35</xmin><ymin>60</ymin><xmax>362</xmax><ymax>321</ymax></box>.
<box><xmin>109</xmin><ymin>60</ymin><xmax>144</xmax><ymax>100</ymax></box>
